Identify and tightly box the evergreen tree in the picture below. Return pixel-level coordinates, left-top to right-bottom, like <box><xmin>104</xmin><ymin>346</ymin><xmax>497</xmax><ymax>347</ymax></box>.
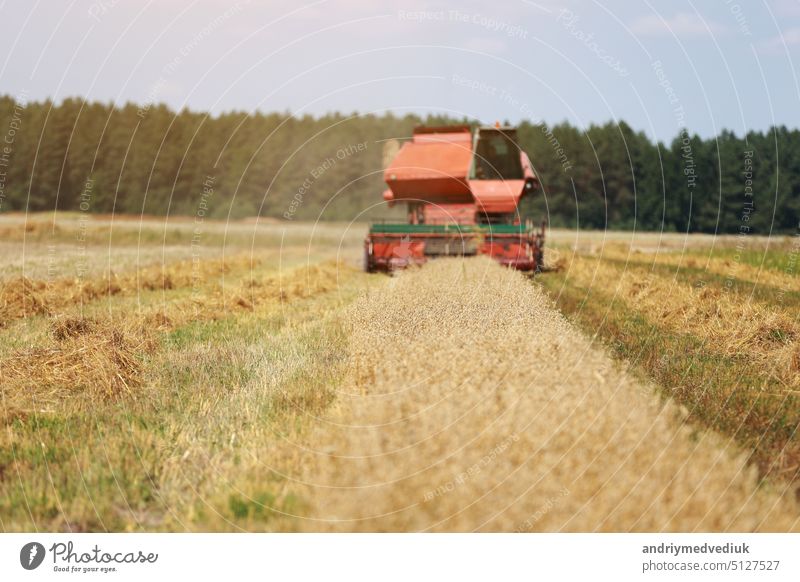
<box><xmin>0</xmin><ymin>94</ymin><xmax>797</xmax><ymax>234</ymax></box>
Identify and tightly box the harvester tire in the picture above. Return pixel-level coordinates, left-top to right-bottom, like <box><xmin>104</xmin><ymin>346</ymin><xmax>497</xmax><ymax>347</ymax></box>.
<box><xmin>364</xmin><ymin>247</ymin><xmax>375</xmax><ymax>273</ymax></box>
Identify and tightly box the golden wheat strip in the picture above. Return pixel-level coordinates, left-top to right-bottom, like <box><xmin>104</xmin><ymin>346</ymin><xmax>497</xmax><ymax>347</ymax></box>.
<box><xmin>286</xmin><ymin>258</ymin><xmax>797</xmax><ymax>532</ymax></box>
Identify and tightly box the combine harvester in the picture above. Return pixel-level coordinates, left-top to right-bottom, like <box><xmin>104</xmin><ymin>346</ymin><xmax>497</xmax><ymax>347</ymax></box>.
<box><xmin>364</xmin><ymin>124</ymin><xmax>545</xmax><ymax>273</ymax></box>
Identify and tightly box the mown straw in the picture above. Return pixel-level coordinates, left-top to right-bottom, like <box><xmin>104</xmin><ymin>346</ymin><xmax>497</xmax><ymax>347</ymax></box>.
<box><xmin>563</xmin><ymin>255</ymin><xmax>800</xmax><ymax>383</ymax></box>
<box><xmin>0</xmin><ymin>261</ymin><xmax>349</xmax><ymax>420</ymax></box>
<box><xmin>0</xmin><ymin>255</ymin><xmax>259</xmax><ymax>326</ymax></box>
<box><xmin>0</xmin><ymin>316</ymin><xmax>158</xmax><ymax>421</ymax></box>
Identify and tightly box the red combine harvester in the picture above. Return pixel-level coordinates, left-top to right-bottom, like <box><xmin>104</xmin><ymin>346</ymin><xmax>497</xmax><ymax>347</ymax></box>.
<box><xmin>364</xmin><ymin>125</ymin><xmax>545</xmax><ymax>273</ymax></box>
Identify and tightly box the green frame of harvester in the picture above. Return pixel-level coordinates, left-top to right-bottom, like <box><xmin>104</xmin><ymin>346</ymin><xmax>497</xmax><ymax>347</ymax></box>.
<box><xmin>368</xmin><ymin>223</ymin><xmax>530</xmax><ymax>235</ymax></box>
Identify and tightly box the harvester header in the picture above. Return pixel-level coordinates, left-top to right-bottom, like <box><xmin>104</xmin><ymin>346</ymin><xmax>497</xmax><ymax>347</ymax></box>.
<box><xmin>365</xmin><ymin>124</ymin><xmax>545</xmax><ymax>272</ymax></box>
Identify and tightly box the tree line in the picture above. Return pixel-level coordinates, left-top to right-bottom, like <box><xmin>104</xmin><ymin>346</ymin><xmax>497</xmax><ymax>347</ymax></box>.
<box><xmin>0</xmin><ymin>95</ymin><xmax>798</xmax><ymax>233</ymax></box>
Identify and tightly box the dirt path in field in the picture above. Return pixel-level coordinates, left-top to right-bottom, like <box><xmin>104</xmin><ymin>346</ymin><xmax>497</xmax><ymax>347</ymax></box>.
<box><xmin>288</xmin><ymin>258</ymin><xmax>799</xmax><ymax>531</ymax></box>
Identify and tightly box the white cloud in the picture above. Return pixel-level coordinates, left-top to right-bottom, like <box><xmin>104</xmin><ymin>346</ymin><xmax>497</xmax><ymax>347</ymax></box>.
<box><xmin>772</xmin><ymin>0</ymin><xmax>800</xmax><ymax>18</ymax></box>
<box><xmin>758</xmin><ymin>26</ymin><xmax>800</xmax><ymax>54</ymax></box>
<box><xmin>630</xmin><ymin>12</ymin><xmax>729</xmax><ymax>38</ymax></box>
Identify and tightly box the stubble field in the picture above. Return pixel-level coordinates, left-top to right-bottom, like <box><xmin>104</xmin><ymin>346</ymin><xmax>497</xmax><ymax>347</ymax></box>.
<box><xmin>1</xmin><ymin>213</ymin><xmax>798</xmax><ymax>531</ymax></box>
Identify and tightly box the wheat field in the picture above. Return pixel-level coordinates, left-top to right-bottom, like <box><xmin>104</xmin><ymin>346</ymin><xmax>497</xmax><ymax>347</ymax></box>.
<box><xmin>1</xmin><ymin>215</ymin><xmax>798</xmax><ymax>532</ymax></box>
<box><xmin>280</xmin><ymin>258</ymin><xmax>798</xmax><ymax>531</ymax></box>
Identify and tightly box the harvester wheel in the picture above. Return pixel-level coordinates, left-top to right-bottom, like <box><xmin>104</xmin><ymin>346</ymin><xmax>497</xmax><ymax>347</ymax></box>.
<box><xmin>364</xmin><ymin>246</ymin><xmax>375</xmax><ymax>273</ymax></box>
<box><xmin>535</xmin><ymin>248</ymin><xmax>544</xmax><ymax>273</ymax></box>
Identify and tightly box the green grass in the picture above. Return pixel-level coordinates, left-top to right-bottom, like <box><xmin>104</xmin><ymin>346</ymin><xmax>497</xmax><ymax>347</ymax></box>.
<box><xmin>599</xmin><ymin>256</ymin><xmax>800</xmax><ymax>310</ymax></box>
<box><xmin>538</xmin><ymin>269</ymin><xmax>800</xmax><ymax>485</ymax></box>
<box><xmin>0</xmin><ymin>266</ymin><xmax>374</xmax><ymax>531</ymax></box>
<box><xmin>684</xmin><ymin>242</ymin><xmax>800</xmax><ymax>274</ymax></box>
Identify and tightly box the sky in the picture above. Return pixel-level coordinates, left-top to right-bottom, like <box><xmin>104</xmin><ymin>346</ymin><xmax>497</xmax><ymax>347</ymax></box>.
<box><xmin>2</xmin><ymin>0</ymin><xmax>800</xmax><ymax>141</ymax></box>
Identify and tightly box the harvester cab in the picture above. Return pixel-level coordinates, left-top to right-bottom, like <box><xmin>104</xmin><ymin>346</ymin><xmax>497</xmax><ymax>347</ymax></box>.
<box><xmin>364</xmin><ymin>124</ymin><xmax>545</xmax><ymax>273</ymax></box>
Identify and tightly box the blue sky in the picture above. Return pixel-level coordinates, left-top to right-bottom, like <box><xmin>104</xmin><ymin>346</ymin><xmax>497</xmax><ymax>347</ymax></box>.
<box><xmin>1</xmin><ymin>0</ymin><xmax>800</xmax><ymax>141</ymax></box>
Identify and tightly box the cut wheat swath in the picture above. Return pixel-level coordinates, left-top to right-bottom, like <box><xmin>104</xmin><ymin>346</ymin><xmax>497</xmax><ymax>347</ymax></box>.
<box><xmin>285</xmin><ymin>258</ymin><xmax>798</xmax><ymax>532</ymax></box>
